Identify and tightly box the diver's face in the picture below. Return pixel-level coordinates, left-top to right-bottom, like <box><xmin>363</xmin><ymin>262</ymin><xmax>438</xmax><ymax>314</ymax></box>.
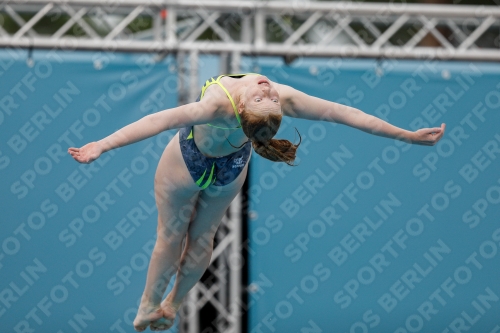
<box><xmin>244</xmin><ymin>76</ymin><xmax>281</xmax><ymax>113</ymax></box>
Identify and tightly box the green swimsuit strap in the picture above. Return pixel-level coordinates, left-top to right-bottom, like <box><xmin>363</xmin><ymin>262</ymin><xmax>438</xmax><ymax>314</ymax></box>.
<box><xmin>201</xmin><ymin>73</ymin><xmax>261</xmax><ymax>130</ymax></box>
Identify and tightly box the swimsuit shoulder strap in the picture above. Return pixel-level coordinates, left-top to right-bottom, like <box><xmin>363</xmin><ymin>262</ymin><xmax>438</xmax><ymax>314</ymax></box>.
<box><xmin>214</xmin><ymin>76</ymin><xmax>240</xmax><ymax>125</ymax></box>
<box><xmin>200</xmin><ymin>75</ymin><xmax>225</xmax><ymax>100</ymax></box>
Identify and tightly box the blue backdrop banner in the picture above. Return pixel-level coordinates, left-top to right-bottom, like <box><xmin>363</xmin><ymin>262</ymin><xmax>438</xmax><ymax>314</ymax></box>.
<box><xmin>247</xmin><ymin>57</ymin><xmax>500</xmax><ymax>333</ymax></box>
<box><xmin>0</xmin><ymin>49</ymin><xmax>179</xmax><ymax>333</ymax></box>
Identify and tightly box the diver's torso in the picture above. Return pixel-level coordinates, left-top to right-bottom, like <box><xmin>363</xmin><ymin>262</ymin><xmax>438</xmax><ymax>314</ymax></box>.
<box><xmin>192</xmin><ymin>75</ymin><xmax>252</xmax><ymax>158</ymax></box>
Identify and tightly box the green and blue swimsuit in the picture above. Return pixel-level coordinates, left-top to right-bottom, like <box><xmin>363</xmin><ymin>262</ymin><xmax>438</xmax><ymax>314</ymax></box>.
<box><xmin>178</xmin><ymin>74</ymin><xmax>258</xmax><ymax>189</ymax></box>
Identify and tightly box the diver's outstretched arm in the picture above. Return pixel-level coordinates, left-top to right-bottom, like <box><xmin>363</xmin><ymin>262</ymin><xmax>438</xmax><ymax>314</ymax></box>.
<box><xmin>68</xmin><ymin>97</ymin><xmax>219</xmax><ymax>164</ymax></box>
<box><xmin>278</xmin><ymin>84</ymin><xmax>445</xmax><ymax>146</ymax></box>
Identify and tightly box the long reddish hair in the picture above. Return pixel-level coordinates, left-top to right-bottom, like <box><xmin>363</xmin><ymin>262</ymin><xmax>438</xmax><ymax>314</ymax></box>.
<box><xmin>240</xmin><ymin>107</ymin><xmax>301</xmax><ymax>165</ymax></box>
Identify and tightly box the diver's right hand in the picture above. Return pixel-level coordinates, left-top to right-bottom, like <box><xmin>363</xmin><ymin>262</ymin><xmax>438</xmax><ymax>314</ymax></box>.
<box><xmin>68</xmin><ymin>142</ymin><xmax>103</xmax><ymax>164</ymax></box>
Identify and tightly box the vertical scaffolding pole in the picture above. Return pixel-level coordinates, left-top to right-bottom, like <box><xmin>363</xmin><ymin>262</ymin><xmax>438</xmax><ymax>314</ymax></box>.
<box><xmin>220</xmin><ymin>52</ymin><xmax>229</xmax><ymax>74</ymax></box>
<box><xmin>254</xmin><ymin>10</ymin><xmax>265</xmax><ymax>49</ymax></box>
<box><xmin>242</xmin><ymin>14</ymin><xmax>252</xmax><ymax>45</ymax></box>
<box><xmin>229</xmin><ymin>50</ymin><xmax>242</xmax><ymax>333</ymax></box>
<box><xmin>186</xmin><ymin>290</ymin><xmax>199</xmax><ymax>333</ymax></box>
<box><xmin>216</xmin><ymin>232</ymin><xmax>228</xmax><ymax>333</ymax></box>
<box><xmin>176</xmin><ymin>51</ymin><xmax>188</xmax><ymax>105</ymax></box>
<box><xmin>166</xmin><ymin>7</ymin><xmax>177</xmax><ymax>45</ymax></box>
<box><xmin>229</xmin><ymin>194</ymin><xmax>243</xmax><ymax>333</ymax></box>
<box><xmin>185</xmin><ymin>49</ymin><xmax>199</xmax><ymax>333</ymax></box>
<box><xmin>152</xmin><ymin>8</ymin><xmax>161</xmax><ymax>41</ymax></box>
<box><xmin>189</xmin><ymin>50</ymin><xmax>199</xmax><ymax>102</ymax></box>
<box><xmin>230</xmin><ymin>50</ymin><xmax>241</xmax><ymax>74</ymax></box>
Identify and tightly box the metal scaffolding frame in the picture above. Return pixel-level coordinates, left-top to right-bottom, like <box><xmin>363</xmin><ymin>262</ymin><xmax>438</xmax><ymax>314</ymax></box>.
<box><xmin>1</xmin><ymin>0</ymin><xmax>500</xmax><ymax>60</ymax></box>
<box><xmin>2</xmin><ymin>1</ymin><xmax>500</xmax><ymax>332</ymax></box>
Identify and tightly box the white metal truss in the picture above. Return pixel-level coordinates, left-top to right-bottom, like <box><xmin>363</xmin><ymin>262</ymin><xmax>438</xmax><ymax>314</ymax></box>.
<box><xmin>2</xmin><ymin>0</ymin><xmax>500</xmax><ymax>60</ymax></box>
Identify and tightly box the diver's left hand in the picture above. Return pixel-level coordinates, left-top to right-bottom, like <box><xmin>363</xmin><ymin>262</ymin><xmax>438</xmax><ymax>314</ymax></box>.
<box><xmin>410</xmin><ymin>123</ymin><xmax>446</xmax><ymax>146</ymax></box>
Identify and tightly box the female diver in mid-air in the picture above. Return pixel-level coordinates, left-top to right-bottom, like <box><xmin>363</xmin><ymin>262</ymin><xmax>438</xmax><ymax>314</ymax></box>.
<box><xmin>68</xmin><ymin>73</ymin><xmax>445</xmax><ymax>331</ymax></box>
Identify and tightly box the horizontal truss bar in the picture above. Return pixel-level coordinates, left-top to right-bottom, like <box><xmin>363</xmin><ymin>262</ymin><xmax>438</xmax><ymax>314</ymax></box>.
<box><xmin>2</xmin><ymin>39</ymin><xmax>500</xmax><ymax>61</ymax></box>
<box><xmin>4</xmin><ymin>0</ymin><xmax>500</xmax><ymax>18</ymax></box>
